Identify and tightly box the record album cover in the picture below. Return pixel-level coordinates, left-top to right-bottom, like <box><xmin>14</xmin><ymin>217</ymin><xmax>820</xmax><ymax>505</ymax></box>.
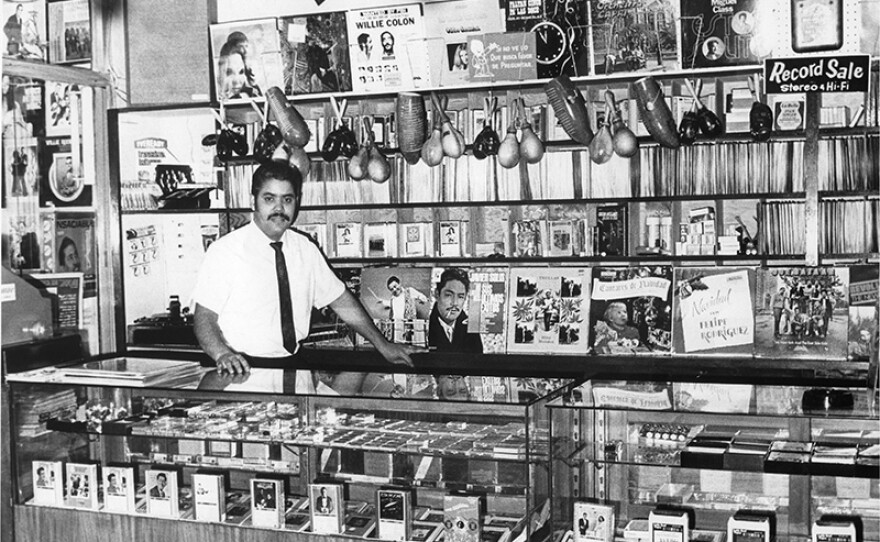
<box><xmin>673</xmin><ymin>267</ymin><xmax>756</xmax><ymax>356</ymax></box>
<box><xmin>209</xmin><ymin>19</ymin><xmax>283</xmax><ymax>102</ymax></box>
<box><xmin>590</xmin><ymin>266</ymin><xmax>673</xmax><ymax>355</ymax></box>
<box><xmin>847</xmin><ymin>265</ymin><xmax>878</xmax><ymax>363</ymax></box>
<box><xmin>506</xmin><ymin>266</ymin><xmax>590</xmax><ymax>354</ymax></box>
<box><xmin>680</xmin><ymin>0</ymin><xmax>762</xmax><ymax>69</ymax></box>
<box><xmin>428</xmin><ymin>267</ymin><xmax>488</xmax><ymax>354</ymax></box>
<box><xmin>280</xmin><ymin>12</ymin><xmax>351</xmax><ymax>95</ymax></box>
<box><xmin>588</xmin><ymin>0</ymin><xmax>679</xmax><ymax>75</ymax></box>
<box><xmin>2</xmin><ymin>0</ymin><xmax>47</xmax><ymax>61</ymax></box>
<box><xmin>360</xmin><ymin>266</ymin><xmax>432</xmax><ymax>347</ymax></box>
<box><xmin>755</xmin><ymin>267</ymin><xmax>849</xmax><ymax>360</ymax></box>
<box><xmin>467</xmin><ymin>267</ymin><xmax>509</xmax><ymax>353</ymax></box>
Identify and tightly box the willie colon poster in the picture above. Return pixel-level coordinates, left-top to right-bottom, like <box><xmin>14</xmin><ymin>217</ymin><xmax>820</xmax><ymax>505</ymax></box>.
<box><xmin>346</xmin><ymin>4</ymin><xmax>425</xmax><ymax>92</ymax></box>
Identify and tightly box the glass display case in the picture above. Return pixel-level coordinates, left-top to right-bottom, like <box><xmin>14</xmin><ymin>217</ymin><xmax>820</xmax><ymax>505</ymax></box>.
<box><xmin>6</xmin><ymin>358</ymin><xmax>569</xmax><ymax>542</ymax></box>
<box><xmin>548</xmin><ymin>379</ymin><xmax>879</xmax><ymax>542</ymax></box>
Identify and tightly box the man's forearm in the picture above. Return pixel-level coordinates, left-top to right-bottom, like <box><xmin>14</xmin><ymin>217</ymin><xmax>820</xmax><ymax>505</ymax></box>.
<box><xmin>194</xmin><ymin>304</ymin><xmax>235</xmax><ymax>362</ymax></box>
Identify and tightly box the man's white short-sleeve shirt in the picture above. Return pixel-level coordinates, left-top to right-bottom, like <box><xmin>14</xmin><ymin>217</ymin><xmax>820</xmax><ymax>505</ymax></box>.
<box><xmin>192</xmin><ymin>222</ymin><xmax>345</xmax><ymax>357</ymax></box>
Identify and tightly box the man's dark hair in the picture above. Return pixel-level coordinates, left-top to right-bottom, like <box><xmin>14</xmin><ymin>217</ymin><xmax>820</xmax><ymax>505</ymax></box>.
<box><xmin>386</xmin><ymin>275</ymin><xmax>400</xmax><ymax>287</ymax></box>
<box><xmin>357</xmin><ymin>33</ymin><xmax>370</xmax><ymax>47</ymax></box>
<box><xmin>437</xmin><ymin>267</ymin><xmax>470</xmax><ymax>292</ymax></box>
<box><xmin>156</xmin><ymin>473</ymin><xmax>167</xmax><ymax>482</ymax></box>
<box><xmin>252</xmin><ymin>161</ymin><xmax>303</xmax><ymax>198</ymax></box>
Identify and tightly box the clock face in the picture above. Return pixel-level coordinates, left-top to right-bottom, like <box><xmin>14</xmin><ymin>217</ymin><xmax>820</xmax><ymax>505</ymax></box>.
<box><xmin>531</xmin><ymin>20</ymin><xmax>567</xmax><ymax>65</ymax></box>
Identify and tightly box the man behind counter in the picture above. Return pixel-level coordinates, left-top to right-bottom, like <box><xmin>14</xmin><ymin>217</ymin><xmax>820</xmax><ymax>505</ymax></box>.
<box><xmin>192</xmin><ymin>162</ymin><xmax>417</xmax><ymax>374</ymax></box>
<box><xmin>427</xmin><ymin>267</ymin><xmax>483</xmax><ymax>353</ymax></box>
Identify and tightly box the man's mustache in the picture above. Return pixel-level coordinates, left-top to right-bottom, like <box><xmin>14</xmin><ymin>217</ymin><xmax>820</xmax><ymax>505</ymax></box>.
<box><xmin>270</xmin><ymin>213</ymin><xmax>291</xmax><ymax>221</ymax></box>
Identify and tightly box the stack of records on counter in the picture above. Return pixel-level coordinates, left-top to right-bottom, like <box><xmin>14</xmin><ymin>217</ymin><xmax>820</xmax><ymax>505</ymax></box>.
<box><xmin>58</xmin><ymin>357</ymin><xmax>202</xmax><ymax>387</ymax></box>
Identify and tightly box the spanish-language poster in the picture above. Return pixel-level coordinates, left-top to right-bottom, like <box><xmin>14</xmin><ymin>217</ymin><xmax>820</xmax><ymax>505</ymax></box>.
<box><xmin>423</xmin><ymin>0</ymin><xmax>503</xmax><ymax>86</ymax></box>
<box><xmin>346</xmin><ymin>4</ymin><xmax>425</xmax><ymax>92</ymax></box>
<box><xmin>54</xmin><ymin>211</ymin><xmax>96</xmax><ymax>297</ymax></box>
<box><xmin>673</xmin><ymin>267</ymin><xmax>756</xmax><ymax>355</ymax></box>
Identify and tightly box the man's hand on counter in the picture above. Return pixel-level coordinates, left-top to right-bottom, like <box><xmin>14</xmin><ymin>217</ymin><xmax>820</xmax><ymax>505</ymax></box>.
<box><xmin>215</xmin><ymin>351</ymin><xmax>251</xmax><ymax>375</ymax></box>
<box><xmin>377</xmin><ymin>341</ymin><xmax>425</xmax><ymax>367</ymax></box>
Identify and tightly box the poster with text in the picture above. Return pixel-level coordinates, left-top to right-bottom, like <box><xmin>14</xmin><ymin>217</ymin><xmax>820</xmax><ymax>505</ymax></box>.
<box><xmin>467</xmin><ymin>32</ymin><xmax>536</xmax><ymax>83</ymax></box>
<box><xmin>28</xmin><ymin>272</ymin><xmax>83</xmax><ymax>331</ymax></box>
<box><xmin>424</xmin><ymin>0</ymin><xmax>504</xmax><ymax>86</ymax></box>
<box><xmin>54</xmin><ymin>211</ymin><xmax>96</xmax><ymax>297</ymax></box>
<box><xmin>673</xmin><ymin>267</ymin><xmax>756</xmax><ymax>355</ymax></box>
<box><xmin>506</xmin><ymin>266</ymin><xmax>590</xmax><ymax>354</ymax></box>
<box><xmin>847</xmin><ymin>265</ymin><xmax>878</xmax><ymax>364</ymax></box>
<box><xmin>346</xmin><ymin>4</ymin><xmax>425</xmax><ymax>92</ymax></box>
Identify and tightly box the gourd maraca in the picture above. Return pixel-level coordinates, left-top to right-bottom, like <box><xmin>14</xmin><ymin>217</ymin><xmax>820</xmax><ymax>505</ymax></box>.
<box><xmin>678</xmin><ymin>99</ymin><xmax>699</xmax><ymax>146</ymax></box>
<box><xmin>589</xmin><ymin>102</ymin><xmax>614</xmax><ymax>165</ymax></box>
<box><xmin>421</xmin><ymin>106</ymin><xmax>444</xmax><ymax>167</ymax></box>
<box><xmin>348</xmin><ymin>144</ymin><xmax>369</xmax><ymax>180</ymax></box>
<box><xmin>287</xmin><ymin>145</ymin><xmax>311</xmax><ymax>177</ymax></box>
<box><xmin>431</xmin><ymin>92</ymin><xmax>465</xmax><ymax>159</ymax></box>
<box><xmin>748</xmin><ymin>74</ymin><xmax>773</xmax><ymax>142</ymax></box>
<box><xmin>253</xmin><ymin>123</ymin><xmax>283</xmax><ymax>164</ymax></box>
<box><xmin>605</xmin><ymin>90</ymin><xmax>638</xmax><ymax>157</ymax></box>
<box><xmin>472</xmin><ymin>96</ymin><xmax>500</xmax><ymax>160</ymax></box>
<box><xmin>517</xmin><ymin>98</ymin><xmax>544</xmax><ymax>164</ymax></box>
<box><xmin>498</xmin><ymin>117</ymin><xmax>521</xmax><ymax>169</ymax></box>
<box><xmin>684</xmin><ymin>79</ymin><xmax>724</xmax><ymax>138</ymax></box>
<box><xmin>632</xmin><ymin>76</ymin><xmax>679</xmax><ymax>149</ymax></box>
<box><xmin>364</xmin><ymin>117</ymin><xmax>391</xmax><ymax>183</ymax></box>
<box><xmin>266</xmin><ymin>86</ymin><xmax>311</xmax><ymax>148</ymax></box>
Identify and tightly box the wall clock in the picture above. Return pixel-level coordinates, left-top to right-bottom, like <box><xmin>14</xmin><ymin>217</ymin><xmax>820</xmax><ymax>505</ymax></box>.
<box><xmin>531</xmin><ymin>20</ymin><xmax>567</xmax><ymax>65</ymax></box>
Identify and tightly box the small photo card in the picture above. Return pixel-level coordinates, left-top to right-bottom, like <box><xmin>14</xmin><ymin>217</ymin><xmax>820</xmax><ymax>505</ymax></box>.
<box><xmin>250</xmin><ymin>478</ymin><xmax>284</xmax><ymax>528</ymax></box>
<box><xmin>574</xmin><ymin>502</ymin><xmax>615</xmax><ymax>542</ymax></box>
<box><xmin>310</xmin><ymin>483</ymin><xmax>344</xmax><ymax>534</ymax></box>
<box><xmin>66</xmin><ymin>462</ymin><xmax>98</xmax><ymax>509</ymax></box>
<box><xmin>146</xmin><ymin>468</ymin><xmax>179</xmax><ymax>518</ymax></box>
<box><xmin>103</xmin><ymin>465</ymin><xmax>135</xmax><ymax>513</ymax></box>
<box><xmin>378</xmin><ymin>489</ymin><xmax>412</xmax><ymax>541</ymax></box>
<box><xmin>32</xmin><ymin>461</ymin><xmax>63</xmax><ymax>505</ymax></box>
<box><xmin>193</xmin><ymin>472</ymin><xmax>226</xmax><ymax>522</ymax></box>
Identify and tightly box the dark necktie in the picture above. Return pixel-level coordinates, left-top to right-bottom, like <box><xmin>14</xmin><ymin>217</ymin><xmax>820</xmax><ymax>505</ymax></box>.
<box><xmin>270</xmin><ymin>241</ymin><xmax>297</xmax><ymax>354</ymax></box>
